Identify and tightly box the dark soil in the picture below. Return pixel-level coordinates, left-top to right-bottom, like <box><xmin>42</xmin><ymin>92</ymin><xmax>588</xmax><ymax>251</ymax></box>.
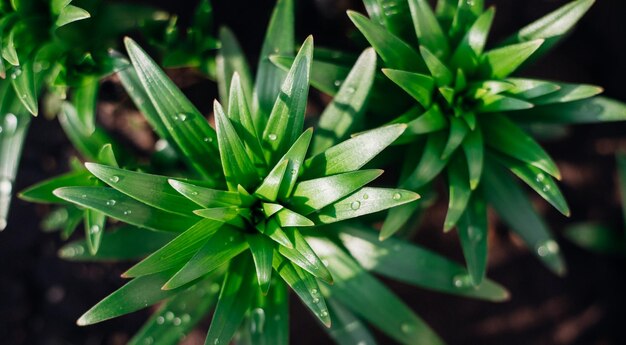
<box><xmin>2</xmin><ymin>1</ymin><xmax>626</xmax><ymax>344</ymax></box>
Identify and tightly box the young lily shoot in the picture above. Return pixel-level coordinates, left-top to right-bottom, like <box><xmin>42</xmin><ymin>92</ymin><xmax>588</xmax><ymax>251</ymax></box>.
<box><xmin>343</xmin><ymin>0</ymin><xmax>626</xmax><ymax>284</ymax></box>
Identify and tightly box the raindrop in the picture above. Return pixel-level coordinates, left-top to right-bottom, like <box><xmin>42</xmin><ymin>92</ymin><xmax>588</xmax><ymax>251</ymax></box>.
<box><xmin>191</xmin><ymin>191</ymin><xmax>199</xmax><ymax>196</ymax></box>
<box><xmin>535</xmin><ymin>173</ymin><xmax>545</xmax><ymax>183</ymax></box>
<box><xmin>173</xmin><ymin>317</ymin><xmax>182</xmax><ymax>326</ymax></box>
<box><xmin>89</xmin><ymin>225</ymin><xmax>100</xmax><ymax>234</ymax></box>
<box><xmin>204</xmin><ymin>137</ymin><xmax>214</xmax><ymax>143</ymax></box>
<box><xmin>312</xmin><ymin>297</ymin><xmax>320</xmax><ymax>304</ymax></box>
<box><xmin>165</xmin><ymin>311</ymin><xmax>175</xmax><ymax>321</ymax></box>
<box><xmin>310</xmin><ymin>288</ymin><xmax>318</xmax><ymax>294</ymax></box>
<box><xmin>392</xmin><ymin>192</ymin><xmax>402</xmax><ymax>200</ymax></box>
<box><xmin>250</xmin><ymin>308</ymin><xmax>266</xmax><ymax>334</ymax></box>
<box><xmin>106</xmin><ymin>200</ymin><xmax>116</xmax><ymax>206</ymax></box>
<box><xmin>362</xmin><ymin>193</ymin><xmax>369</xmax><ymax>200</ymax></box>
<box><xmin>334</xmin><ymin>80</ymin><xmax>343</xmax><ymax>87</ymax></box>
<box><xmin>350</xmin><ymin>201</ymin><xmax>361</xmax><ymax>210</ymax></box>
<box><xmin>2</xmin><ymin>113</ymin><xmax>18</xmax><ymax>135</ymax></box>
<box><xmin>123</xmin><ymin>210</ymin><xmax>132</xmax><ymax>215</ymax></box>
<box><xmin>156</xmin><ymin>316</ymin><xmax>165</xmax><ymax>324</ymax></box>
<box><xmin>346</xmin><ymin>87</ymin><xmax>356</xmax><ymax>94</ymax></box>
<box><xmin>178</xmin><ymin>113</ymin><xmax>188</xmax><ymax>122</ymax></box>
<box><xmin>144</xmin><ymin>337</ymin><xmax>154</xmax><ymax>345</ymax></box>
<box><xmin>10</xmin><ymin>68</ymin><xmax>22</xmax><ymax>80</ymax></box>
<box><xmin>537</xmin><ymin>240</ymin><xmax>559</xmax><ymax>257</ymax></box>
<box><xmin>320</xmin><ymin>310</ymin><xmax>329</xmax><ymax>318</ymax></box>
<box><xmin>181</xmin><ymin>314</ymin><xmax>191</xmax><ymax>323</ymax></box>
<box><xmin>213</xmin><ymin>338</ymin><xmax>220</xmax><ymax>345</ymax></box>
<box><xmin>109</xmin><ymin>176</ymin><xmax>120</xmax><ymax>183</ymax></box>
<box><xmin>81</xmin><ymin>194</ymin><xmax>87</xmax><ymax>199</ymax></box>
<box><xmin>542</xmin><ymin>185</ymin><xmax>552</xmax><ymax>193</ymax></box>
<box><xmin>401</xmin><ymin>323</ymin><xmax>415</xmax><ymax>334</ymax></box>
<box><xmin>453</xmin><ymin>274</ymin><xmax>472</xmax><ymax>288</ymax></box>
<box><xmin>268</xmin><ymin>134</ymin><xmax>278</xmax><ymax>141</ymax></box>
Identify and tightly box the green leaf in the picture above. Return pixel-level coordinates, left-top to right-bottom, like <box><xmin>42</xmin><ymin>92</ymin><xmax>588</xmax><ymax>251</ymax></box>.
<box><xmin>59</xmin><ymin>226</ymin><xmax>174</xmax><ymax>262</ymax></box>
<box><xmin>262</xmin><ymin>36</ymin><xmax>313</xmax><ymax>166</ymax></box>
<box><xmin>290</xmin><ymin>170</ymin><xmax>383</xmax><ymax>215</ymax></box>
<box><xmin>246</xmin><ymin>234</ymin><xmax>274</xmax><ymax>293</ymax></box>
<box><xmin>53</xmin><ymin>187</ymin><xmax>198</xmax><ymax>232</ymax></box>
<box><xmin>273</xmin><ymin>253</ymin><xmax>331</xmax><ymax>327</ymax></box>
<box><xmin>205</xmin><ymin>254</ymin><xmax>256</xmax><ymax>345</ymax></box>
<box><xmin>304</xmin><ymin>124</ymin><xmax>406</xmax><ymax>179</ymax></box>
<box><xmin>253</xmin><ymin>0</ymin><xmax>295</xmax><ymax>129</ymax></box>
<box><xmin>503</xmin><ymin>0</ymin><xmax>594</xmax><ymax>60</ymax></box>
<box><xmin>336</xmin><ymin>224</ymin><xmax>508</xmax><ymax>301</ymax></box>
<box><xmin>255</xmin><ymin>159</ymin><xmax>289</xmax><ymax>202</ymax></box>
<box><xmin>323</xmin><ymin>298</ymin><xmax>377</xmax><ymax>345</ymax></box>
<box><xmin>483</xmin><ymin>160</ymin><xmax>566</xmax><ymax>276</ymax></box>
<box><xmin>496</xmin><ymin>153</ymin><xmax>570</xmax><ymax>216</ymax></box>
<box><xmin>117</xmin><ymin>63</ymin><xmax>170</xmax><ymax>141</ymax></box>
<box><xmin>274</xmin><ymin>208</ymin><xmax>314</xmax><ymax>227</ymax></box>
<box><xmin>85</xmin><ymin>163</ymin><xmax>199</xmax><ymax>215</ymax></box>
<box><xmin>482</xmin><ymin>114</ymin><xmax>561</xmax><ymax>179</ymax></box>
<box><xmin>55</xmin><ymin>4</ymin><xmax>90</xmax><ymax>28</ymax></box>
<box><xmin>399</xmin><ymin>106</ymin><xmax>447</xmax><ymax>138</ymax></box>
<box><xmin>564</xmin><ymin>223</ymin><xmax>626</xmax><ymax>255</ymax></box>
<box><xmin>382</xmin><ymin>69</ymin><xmax>434</xmax><ymax>108</ymax></box>
<box><xmin>362</xmin><ymin>0</ymin><xmax>413</xmax><ymax>42</ymax></box>
<box><xmin>403</xmin><ymin>132</ymin><xmax>449</xmax><ymax>190</ymax></box>
<box><xmin>419</xmin><ymin>46</ymin><xmax>453</xmax><ymax>86</ymax></box>
<box><xmin>408</xmin><ymin>0</ymin><xmax>450</xmax><ymax>58</ymax></box>
<box><xmin>311</xmin><ymin>48</ymin><xmax>377</xmax><ymax>155</ymax></box>
<box><xmin>259</xmin><ymin>129</ymin><xmax>302</xmax><ymax>200</ymax></box>
<box><xmin>217</xmin><ymin>27</ymin><xmax>253</xmax><ymax>106</ymax></box>
<box><xmin>451</xmin><ymin>7</ymin><xmax>495</xmax><ymax>71</ymax></box>
<box><xmin>214</xmin><ymin>101</ymin><xmax>258</xmax><ymax>191</ymax></box>
<box><xmin>71</xmin><ymin>77</ymin><xmax>98</xmax><ymax>135</ymax></box>
<box><xmin>84</xmin><ymin>209</ymin><xmax>105</xmax><ymax>255</ymax></box>
<box><xmin>164</xmin><ymin>227</ymin><xmax>248</xmax><ymax>290</ymax></box>
<box><xmin>97</xmin><ymin>144</ymin><xmax>118</xmax><ymax>167</ymax></box>
<box><xmin>264</xmin><ymin>218</ymin><xmax>294</xmax><ymax>249</ymax></box>
<box><xmin>510</xmin><ymin>97</ymin><xmax>626</xmax><ymax>124</ymax></box>
<box><xmin>309</xmin><ymin>187</ymin><xmax>419</xmax><ymax>224</ymax></box>
<box><xmin>128</xmin><ymin>278</ymin><xmax>220</xmax><ymax>345</ymax></box>
<box><xmin>444</xmin><ymin>153</ymin><xmax>472</xmax><ymax>231</ymax></box>
<box><xmin>77</xmin><ymin>270</ymin><xmax>192</xmax><ymax>326</ymax></box>
<box><xmin>277</xmin><ymin>227</ymin><xmax>333</xmax><ymax>283</ymax></box>
<box><xmin>123</xmin><ymin>219</ymin><xmax>224</xmax><ymax>278</ymax></box>
<box><xmin>19</xmin><ymin>170</ymin><xmax>94</xmax><ymax>204</ymax></box>
<box><xmin>530</xmin><ymin>82</ymin><xmax>603</xmax><ymax>105</ymax></box>
<box><xmin>11</xmin><ymin>62</ymin><xmax>38</xmax><ymax>116</ymax></box>
<box><xmin>462</xmin><ymin>128</ymin><xmax>484</xmax><ymax>190</ymax></box>
<box><xmin>227</xmin><ymin>73</ymin><xmax>265</xmax><ymax>164</ymax></box>
<box><xmin>441</xmin><ymin>117</ymin><xmax>469</xmax><ymax>160</ymax></box>
<box><xmin>124</xmin><ymin>38</ymin><xmax>220</xmax><ymax>179</ymax></box>
<box><xmin>477</xmin><ymin>94</ymin><xmax>534</xmax><ymax>112</ymax></box>
<box><xmin>348</xmin><ymin>11</ymin><xmax>425</xmax><ymax>72</ymax></box>
<box><xmin>169</xmin><ymin>180</ymin><xmax>242</xmax><ymax>208</ymax></box>
<box><xmin>479</xmin><ymin>40</ymin><xmax>544</xmax><ymax>79</ymax></box>
<box><xmin>505</xmin><ymin>78</ymin><xmax>561</xmax><ymax>99</ymax></box>
<box><xmin>309</xmin><ymin>237</ymin><xmax>443</xmax><ymax>345</ymax></box>
<box><xmin>457</xmin><ymin>194</ymin><xmax>489</xmax><ymax>286</ymax></box>
<box><xmin>2</xmin><ymin>28</ymin><xmax>19</xmax><ymax>66</ymax></box>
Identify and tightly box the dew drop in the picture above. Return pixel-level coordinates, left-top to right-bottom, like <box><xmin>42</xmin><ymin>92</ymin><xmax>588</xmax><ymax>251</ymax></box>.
<box><xmin>401</xmin><ymin>323</ymin><xmax>415</xmax><ymax>334</ymax></box>
<box><xmin>214</xmin><ymin>338</ymin><xmax>220</xmax><ymax>345</ymax></box>
<box><xmin>312</xmin><ymin>297</ymin><xmax>320</xmax><ymax>304</ymax></box>
<box><xmin>123</xmin><ymin>210</ymin><xmax>132</xmax><ymax>215</ymax></box>
<box><xmin>350</xmin><ymin>201</ymin><xmax>361</xmax><ymax>210</ymax></box>
<box><xmin>268</xmin><ymin>133</ymin><xmax>277</xmax><ymax>141</ymax></box>
<box><xmin>453</xmin><ymin>274</ymin><xmax>472</xmax><ymax>288</ymax></box>
<box><xmin>165</xmin><ymin>311</ymin><xmax>175</xmax><ymax>321</ymax></box>
<box><xmin>109</xmin><ymin>176</ymin><xmax>120</xmax><ymax>183</ymax></box>
<box><xmin>89</xmin><ymin>225</ymin><xmax>100</xmax><ymax>234</ymax></box>
<box><xmin>181</xmin><ymin>314</ymin><xmax>191</xmax><ymax>323</ymax></box>
<box><xmin>542</xmin><ymin>185</ymin><xmax>552</xmax><ymax>192</ymax></box>
<box><xmin>106</xmin><ymin>200</ymin><xmax>116</xmax><ymax>206</ymax></box>
<box><xmin>173</xmin><ymin>317</ymin><xmax>182</xmax><ymax>326</ymax></box>
<box><xmin>250</xmin><ymin>308</ymin><xmax>266</xmax><ymax>334</ymax></box>
<box><xmin>334</xmin><ymin>80</ymin><xmax>343</xmax><ymax>87</ymax></box>
<box><xmin>392</xmin><ymin>192</ymin><xmax>402</xmax><ymax>200</ymax></box>
<box><xmin>362</xmin><ymin>193</ymin><xmax>369</xmax><ymax>200</ymax></box>
<box><xmin>143</xmin><ymin>337</ymin><xmax>154</xmax><ymax>345</ymax></box>
<box><xmin>2</xmin><ymin>113</ymin><xmax>18</xmax><ymax>135</ymax></box>
<box><xmin>178</xmin><ymin>114</ymin><xmax>187</xmax><ymax>122</ymax></box>
<box><xmin>10</xmin><ymin>68</ymin><xmax>22</xmax><ymax>80</ymax></box>
<box><xmin>535</xmin><ymin>173</ymin><xmax>545</xmax><ymax>183</ymax></box>
<box><xmin>191</xmin><ymin>191</ymin><xmax>199</xmax><ymax>196</ymax></box>
<box><xmin>346</xmin><ymin>86</ymin><xmax>356</xmax><ymax>93</ymax></box>
<box><xmin>156</xmin><ymin>316</ymin><xmax>165</xmax><ymax>324</ymax></box>
<box><xmin>204</xmin><ymin>137</ymin><xmax>214</xmax><ymax>143</ymax></box>
<box><xmin>81</xmin><ymin>194</ymin><xmax>87</xmax><ymax>199</ymax></box>
<box><xmin>537</xmin><ymin>240</ymin><xmax>559</xmax><ymax>257</ymax></box>
<box><xmin>320</xmin><ymin>310</ymin><xmax>329</xmax><ymax>317</ymax></box>
<box><xmin>310</xmin><ymin>288</ymin><xmax>318</xmax><ymax>294</ymax></box>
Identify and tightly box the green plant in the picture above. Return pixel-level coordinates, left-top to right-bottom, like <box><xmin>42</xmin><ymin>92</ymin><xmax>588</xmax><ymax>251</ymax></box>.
<box><xmin>19</xmin><ymin>1</ymin><xmax>513</xmax><ymax>344</ymax></box>
<box><xmin>271</xmin><ymin>0</ymin><xmax>626</xmax><ymax>285</ymax></box>
<box><xmin>0</xmin><ymin>0</ymin><xmax>164</xmax><ymax>230</ymax></box>
<box><xmin>565</xmin><ymin>153</ymin><xmax>626</xmax><ymax>255</ymax></box>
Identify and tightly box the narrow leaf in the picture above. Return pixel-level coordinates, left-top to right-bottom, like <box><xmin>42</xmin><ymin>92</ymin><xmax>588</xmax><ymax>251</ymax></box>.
<box><xmin>169</xmin><ymin>179</ymin><xmax>242</xmax><ymax>208</ymax></box>
<box><xmin>479</xmin><ymin>40</ymin><xmax>544</xmax><ymax>79</ymax></box>
<box><xmin>382</xmin><ymin>69</ymin><xmax>434</xmax><ymax>108</ymax></box>
<box><xmin>247</xmin><ymin>234</ymin><xmax>274</xmax><ymax>293</ymax></box>
<box><xmin>457</xmin><ymin>194</ymin><xmax>489</xmax><ymax>286</ymax></box>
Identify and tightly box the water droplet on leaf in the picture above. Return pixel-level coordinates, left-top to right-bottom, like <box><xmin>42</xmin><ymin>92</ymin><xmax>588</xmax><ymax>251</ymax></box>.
<box><xmin>350</xmin><ymin>201</ymin><xmax>361</xmax><ymax>210</ymax></box>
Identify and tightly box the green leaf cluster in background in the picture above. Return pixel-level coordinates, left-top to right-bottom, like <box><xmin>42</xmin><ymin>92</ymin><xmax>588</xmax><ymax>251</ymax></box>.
<box><xmin>329</xmin><ymin>0</ymin><xmax>626</xmax><ymax>284</ymax></box>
